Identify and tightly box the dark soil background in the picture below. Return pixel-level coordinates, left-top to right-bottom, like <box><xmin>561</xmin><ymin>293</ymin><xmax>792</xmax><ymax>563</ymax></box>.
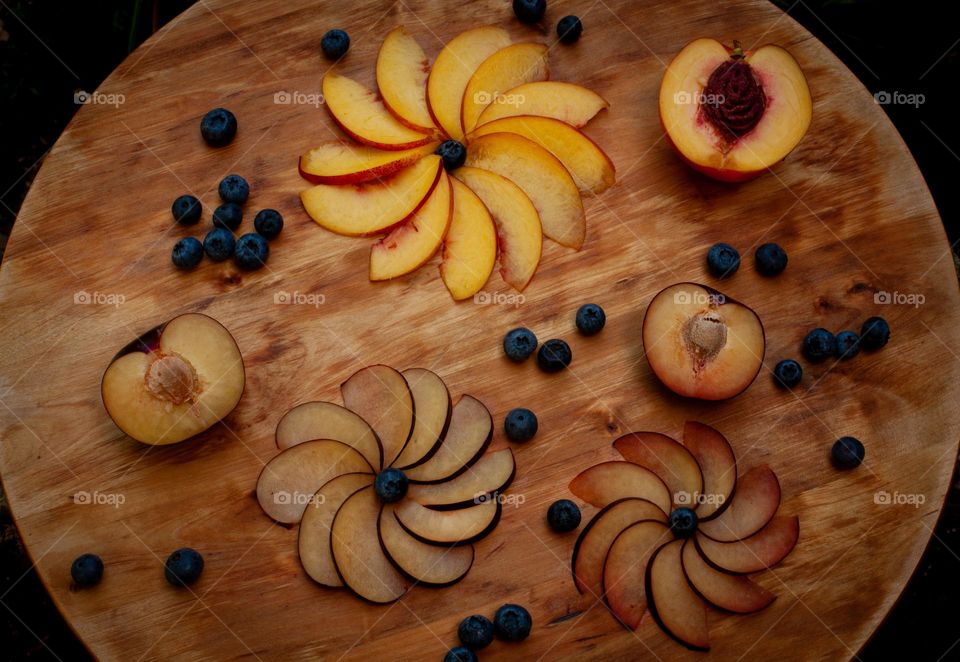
<box><xmin>0</xmin><ymin>1</ymin><xmax>958</xmax><ymax>660</ymax></box>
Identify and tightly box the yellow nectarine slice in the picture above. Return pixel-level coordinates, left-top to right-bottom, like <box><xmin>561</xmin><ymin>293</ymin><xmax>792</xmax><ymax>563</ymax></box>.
<box><xmin>465</xmin><ymin>132</ymin><xmax>585</xmax><ymax>248</ymax></box>
<box><xmin>453</xmin><ymin>167</ymin><xmax>542</xmax><ymax>292</ymax></box>
<box><xmin>659</xmin><ymin>38</ymin><xmax>812</xmax><ymax>181</ymax></box>
<box><xmin>300</xmin><ymin>155</ymin><xmax>442</xmax><ymax>236</ymax></box>
<box><xmin>427</xmin><ymin>26</ymin><xmax>511</xmax><ymax>141</ymax></box>
<box><xmin>101</xmin><ymin>314</ymin><xmax>245</xmax><ymax>445</ymax></box>
<box><xmin>322</xmin><ymin>71</ymin><xmax>434</xmax><ymax>150</ymax></box>
<box><xmin>298</xmin><ymin>141</ymin><xmax>437</xmax><ymax>185</ymax></box>
<box><xmin>440</xmin><ymin>178</ymin><xmax>497</xmax><ymax>300</ymax></box>
<box><xmin>461</xmin><ymin>43</ymin><xmax>549</xmax><ymax>135</ymax></box>
<box><xmin>369</xmin><ymin>169</ymin><xmax>453</xmax><ymax>281</ymax></box>
<box><xmin>377</xmin><ymin>26</ymin><xmax>436</xmax><ymax>132</ymax></box>
<box><xmin>470</xmin><ymin>116</ymin><xmax>615</xmax><ymax>194</ymax></box>
<box><xmin>476</xmin><ymin>81</ymin><xmax>608</xmax><ymax>128</ymax></box>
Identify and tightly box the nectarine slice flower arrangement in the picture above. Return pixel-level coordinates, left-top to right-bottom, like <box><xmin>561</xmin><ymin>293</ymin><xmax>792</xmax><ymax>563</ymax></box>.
<box><xmin>297</xmin><ymin>25</ymin><xmax>614</xmax><ymax>299</ymax></box>
<box><xmin>659</xmin><ymin>38</ymin><xmax>812</xmax><ymax>182</ymax></box>
<box><xmin>255</xmin><ymin>365</ymin><xmax>515</xmax><ymax>603</ymax></box>
<box><xmin>569</xmin><ymin>422</ymin><xmax>799</xmax><ymax>651</ymax></box>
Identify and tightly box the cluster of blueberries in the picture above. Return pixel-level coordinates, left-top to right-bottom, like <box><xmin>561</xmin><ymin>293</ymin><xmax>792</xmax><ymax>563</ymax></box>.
<box><xmin>706</xmin><ymin>241</ymin><xmax>788</xmax><ymax>278</ymax></box>
<box><xmin>445</xmin><ymin>604</ymin><xmax>533</xmax><ymax>662</ymax></box>
<box><xmin>71</xmin><ymin>548</ymin><xmax>204</xmax><ymax>588</ymax></box>
<box><xmin>170</xmin><ymin>171</ymin><xmax>282</xmax><ymax>271</ymax></box>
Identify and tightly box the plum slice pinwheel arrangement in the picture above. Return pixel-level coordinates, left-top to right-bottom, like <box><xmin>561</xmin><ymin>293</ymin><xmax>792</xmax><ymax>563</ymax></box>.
<box><xmin>298</xmin><ymin>25</ymin><xmax>615</xmax><ymax>300</ymax></box>
<box><xmin>569</xmin><ymin>421</ymin><xmax>799</xmax><ymax>651</ymax></box>
<box><xmin>255</xmin><ymin>365</ymin><xmax>515</xmax><ymax>603</ymax></box>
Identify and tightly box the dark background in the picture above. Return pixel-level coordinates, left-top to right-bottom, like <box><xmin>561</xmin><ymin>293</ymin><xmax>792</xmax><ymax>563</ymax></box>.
<box><xmin>0</xmin><ymin>1</ymin><xmax>957</xmax><ymax>659</ymax></box>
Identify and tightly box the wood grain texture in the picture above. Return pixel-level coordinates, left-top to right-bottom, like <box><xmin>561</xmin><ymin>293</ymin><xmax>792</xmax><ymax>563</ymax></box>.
<box><xmin>0</xmin><ymin>0</ymin><xmax>957</xmax><ymax>659</ymax></box>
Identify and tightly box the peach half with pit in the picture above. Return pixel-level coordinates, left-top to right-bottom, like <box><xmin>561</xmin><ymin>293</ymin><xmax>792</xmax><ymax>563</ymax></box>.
<box><xmin>642</xmin><ymin>283</ymin><xmax>764</xmax><ymax>400</ymax></box>
<box><xmin>659</xmin><ymin>38</ymin><xmax>812</xmax><ymax>182</ymax></box>
<box><xmin>101</xmin><ymin>313</ymin><xmax>245</xmax><ymax>445</ymax></box>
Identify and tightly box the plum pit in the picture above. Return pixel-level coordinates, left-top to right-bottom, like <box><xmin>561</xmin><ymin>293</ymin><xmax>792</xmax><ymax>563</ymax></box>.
<box><xmin>145</xmin><ymin>354</ymin><xmax>199</xmax><ymax>405</ymax></box>
<box><xmin>682</xmin><ymin>312</ymin><xmax>728</xmax><ymax>368</ymax></box>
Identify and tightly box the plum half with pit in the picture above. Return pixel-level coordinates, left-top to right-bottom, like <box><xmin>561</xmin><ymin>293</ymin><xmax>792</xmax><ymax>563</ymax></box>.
<box><xmin>642</xmin><ymin>283</ymin><xmax>765</xmax><ymax>400</ymax></box>
<box><xmin>101</xmin><ymin>313</ymin><xmax>245</xmax><ymax>445</ymax></box>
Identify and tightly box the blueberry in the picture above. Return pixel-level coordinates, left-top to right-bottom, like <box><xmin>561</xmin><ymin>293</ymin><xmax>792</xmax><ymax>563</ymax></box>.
<box><xmin>503</xmin><ymin>327</ymin><xmax>538</xmax><ymax>362</ymax></box>
<box><xmin>374</xmin><ymin>468</ymin><xmax>408</xmax><ymax>503</ymax></box>
<box><xmin>444</xmin><ymin>647</ymin><xmax>478</xmax><ymax>662</ymax></box>
<box><xmin>493</xmin><ymin>603</ymin><xmax>532</xmax><ymax>642</ymax></box>
<box><xmin>218</xmin><ymin>174</ymin><xmax>249</xmax><ymax>204</ymax></box>
<box><xmin>547</xmin><ymin>499</ymin><xmax>581</xmax><ymax>532</ymax></box>
<box><xmin>537</xmin><ymin>339</ymin><xmax>572</xmax><ymax>372</ymax></box>
<box><xmin>835</xmin><ymin>330</ymin><xmax>861</xmax><ymax>360</ymax></box>
<box><xmin>234</xmin><ymin>232</ymin><xmax>269</xmax><ymax>270</ymax></box>
<box><xmin>668</xmin><ymin>507</ymin><xmax>698</xmax><ymax>538</ymax></box>
<box><xmin>831</xmin><ymin>436</ymin><xmax>865</xmax><ymax>469</ymax></box>
<box><xmin>575</xmin><ymin>303</ymin><xmax>605</xmax><ymax>335</ymax></box>
<box><xmin>203</xmin><ymin>228</ymin><xmax>236</xmax><ymax>262</ymax></box>
<box><xmin>171</xmin><ymin>194</ymin><xmax>202</xmax><ymax>225</ymax></box>
<box><xmin>172</xmin><ymin>237</ymin><xmax>203</xmax><ymax>269</ymax></box>
<box><xmin>773</xmin><ymin>359</ymin><xmax>802</xmax><ymax>388</ymax></box>
<box><xmin>755</xmin><ymin>243</ymin><xmax>788</xmax><ymax>276</ymax></box>
<box><xmin>504</xmin><ymin>408</ymin><xmax>538</xmax><ymax>443</ymax></box>
<box><xmin>200</xmin><ymin>108</ymin><xmax>237</xmax><ymax>147</ymax></box>
<box><xmin>213</xmin><ymin>202</ymin><xmax>243</xmax><ymax>231</ymax></box>
<box><xmin>513</xmin><ymin>0</ymin><xmax>546</xmax><ymax>24</ymax></box>
<box><xmin>706</xmin><ymin>242</ymin><xmax>740</xmax><ymax>278</ymax></box>
<box><xmin>860</xmin><ymin>316</ymin><xmax>890</xmax><ymax>350</ymax></box>
<box><xmin>436</xmin><ymin>140</ymin><xmax>467</xmax><ymax>171</ymax></box>
<box><xmin>321</xmin><ymin>29</ymin><xmax>350</xmax><ymax>59</ymax></box>
<box><xmin>458</xmin><ymin>614</ymin><xmax>494</xmax><ymax>649</ymax></box>
<box><xmin>70</xmin><ymin>553</ymin><xmax>104</xmax><ymax>586</ymax></box>
<box><xmin>164</xmin><ymin>548</ymin><xmax>204</xmax><ymax>587</ymax></box>
<box><xmin>802</xmin><ymin>328</ymin><xmax>837</xmax><ymax>363</ymax></box>
<box><xmin>254</xmin><ymin>209</ymin><xmax>284</xmax><ymax>240</ymax></box>
<box><xmin>557</xmin><ymin>15</ymin><xmax>583</xmax><ymax>43</ymax></box>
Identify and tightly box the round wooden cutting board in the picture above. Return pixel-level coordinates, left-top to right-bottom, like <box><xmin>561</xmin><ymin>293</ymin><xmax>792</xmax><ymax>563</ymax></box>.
<box><xmin>1</xmin><ymin>0</ymin><xmax>957</xmax><ymax>659</ymax></box>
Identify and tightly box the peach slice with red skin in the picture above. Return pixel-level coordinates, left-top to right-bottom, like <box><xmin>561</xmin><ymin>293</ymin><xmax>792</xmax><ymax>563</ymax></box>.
<box><xmin>440</xmin><ymin>178</ymin><xmax>497</xmax><ymax>300</ymax></box>
<box><xmin>322</xmin><ymin>72</ymin><xmax>434</xmax><ymax>150</ymax></box>
<box><xmin>298</xmin><ymin>141</ymin><xmax>437</xmax><ymax>185</ymax></box>
<box><xmin>659</xmin><ymin>38</ymin><xmax>812</xmax><ymax>182</ymax></box>
<box><xmin>369</xmin><ymin>170</ymin><xmax>453</xmax><ymax>281</ymax></box>
<box><xmin>101</xmin><ymin>313</ymin><xmax>245</xmax><ymax>446</ymax></box>
<box><xmin>461</xmin><ymin>42</ymin><xmax>549</xmax><ymax>135</ymax></box>
<box><xmin>427</xmin><ymin>26</ymin><xmax>512</xmax><ymax>141</ymax></box>
<box><xmin>452</xmin><ymin>166</ymin><xmax>542</xmax><ymax>292</ymax></box>
<box><xmin>469</xmin><ymin>116</ymin><xmax>615</xmax><ymax>194</ymax></box>
<box><xmin>642</xmin><ymin>283</ymin><xmax>765</xmax><ymax>401</ymax></box>
<box><xmin>477</xmin><ymin>81</ymin><xmax>609</xmax><ymax>128</ymax></box>
<box><xmin>376</xmin><ymin>26</ymin><xmax>436</xmax><ymax>133</ymax></box>
<box><xmin>300</xmin><ymin>155</ymin><xmax>442</xmax><ymax>237</ymax></box>
<box><xmin>465</xmin><ymin>132</ymin><xmax>586</xmax><ymax>249</ymax></box>
<box><xmin>572</xmin><ymin>498</ymin><xmax>666</xmax><ymax>597</ymax></box>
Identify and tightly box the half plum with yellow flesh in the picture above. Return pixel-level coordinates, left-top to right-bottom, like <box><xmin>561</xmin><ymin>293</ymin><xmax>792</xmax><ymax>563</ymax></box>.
<box><xmin>101</xmin><ymin>313</ymin><xmax>244</xmax><ymax>445</ymax></box>
<box><xmin>642</xmin><ymin>283</ymin><xmax>764</xmax><ymax>400</ymax></box>
<box><xmin>659</xmin><ymin>38</ymin><xmax>811</xmax><ymax>182</ymax></box>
